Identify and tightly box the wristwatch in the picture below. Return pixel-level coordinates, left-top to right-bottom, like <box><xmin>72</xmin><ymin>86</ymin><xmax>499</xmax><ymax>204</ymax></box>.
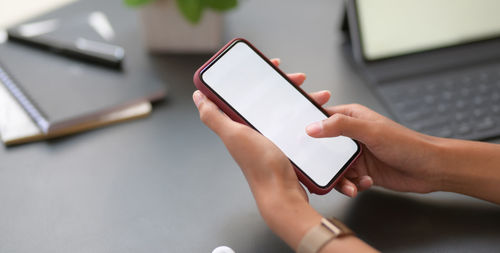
<box><xmin>296</xmin><ymin>217</ymin><xmax>354</xmax><ymax>253</ymax></box>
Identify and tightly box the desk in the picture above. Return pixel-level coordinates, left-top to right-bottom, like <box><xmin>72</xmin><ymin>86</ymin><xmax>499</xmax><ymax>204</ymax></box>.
<box><xmin>1</xmin><ymin>0</ymin><xmax>499</xmax><ymax>252</ymax></box>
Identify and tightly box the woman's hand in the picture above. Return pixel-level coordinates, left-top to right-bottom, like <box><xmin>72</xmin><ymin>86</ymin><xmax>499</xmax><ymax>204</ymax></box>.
<box><xmin>194</xmin><ymin>59</ymin><xmax>330</xmax><ymax>205</ymax></box>
<box><xmin>306</xmin><ymin>104</ymin><xmax>445</xmax><ymax>197</ymax></box>
<box><xmin>306</xmin><ymin>104</ymin><xmax>500</xmax><ymax>204</ymax></box>
<box><xmin>192</xmin><ymin>59</ymin><xmax>378</xmax><ymax>251</ymax></box>
<box><xmin>193</xmin><ymin>59</ymin><xmax>333</xmax><ymax>249</ymax></box>
<box><xmin>193</xmin><ymin>56</ymin><xmax>500</xmax><ymax>251</ymax></box>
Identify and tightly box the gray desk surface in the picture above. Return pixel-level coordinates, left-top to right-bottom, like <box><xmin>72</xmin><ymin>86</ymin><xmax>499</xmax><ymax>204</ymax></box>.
<box><xmin>1</xmin><ymin>0</ymin><xmax>499</xmax><ymax>252</ymax></box>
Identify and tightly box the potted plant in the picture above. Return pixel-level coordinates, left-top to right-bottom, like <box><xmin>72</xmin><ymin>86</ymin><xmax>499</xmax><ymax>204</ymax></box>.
<box><xmin>125</xmin><ymin>0</ymin><xmax>237</xmax><ymax>53</ymax></box>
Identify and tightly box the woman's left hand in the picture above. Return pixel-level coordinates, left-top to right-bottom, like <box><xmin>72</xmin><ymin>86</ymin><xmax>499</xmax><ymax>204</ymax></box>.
<box><xmin>193</xmin><ymin>59</ymin><xmax>329</xmax><ymax>249</ymax></box>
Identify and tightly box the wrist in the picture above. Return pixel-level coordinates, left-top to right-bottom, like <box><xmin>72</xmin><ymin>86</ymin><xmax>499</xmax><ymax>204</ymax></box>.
<box><xmin>430</xmin><ymin>137</ymin><xmax>483</xmax><ymax>193</ymax></box>
<box><xmin>433</xmin><ymin>138</ymin><xmax>500</xmax><ymax>196</ymax></box>
<box><xmin>257</xmin><ymin>192</ymin><xmax>378</xmax><ymax>252</ymax></box>
<box><xmin>431</xmin><ymin>137</ymin><xmax>493</xmax><ymax>192</ymax></box>
<box><xmin>404</xmin><ymin>135</ymin><xmax>500</xmax><ymax>204</ymax></box>
<box><xmin>258</xmin><ymin>192</ymin><xmax>322</xmax><ymax>250</ymax></box>
<box><xmin>409</xmin><ymin>134</ymin><xmax>451</xmax><ymax>192</ymax></box>
<box><xmin>432</xmin><ymin>138</ymin><xmax>464</xmax><ymax>192</ymax></box>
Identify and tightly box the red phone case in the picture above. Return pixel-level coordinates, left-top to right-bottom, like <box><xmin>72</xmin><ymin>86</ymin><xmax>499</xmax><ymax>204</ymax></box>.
<box><xmin>193</xmin><ymin>38</ymin><xmax>361</xmax><ymax>195</ymax></box>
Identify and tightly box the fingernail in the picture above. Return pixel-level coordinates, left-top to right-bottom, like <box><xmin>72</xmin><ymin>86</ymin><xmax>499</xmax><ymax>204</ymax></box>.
<box><xmin>344</xmin><ymin>185</ymin><xmax>355</xmax><ymax>197</ymax></box>
<box><xmin>362</xmin><ymin>176</ymin><xmax>373</xmax><ymax>184</ymax></box>
<box><xmin>306</xmin><ymin>121</ymin><xmax>323</xmax><ymax>135</ymax></box>
<box><xmin>193</xmin><ymin>91</ymin><xmax>204</xmax><ymax>108</ymax></box>
<box><xmin>360</xmin><ymin>176</ymin><xmax>373</xmax><ymax>188</ymax></box>
<box><xmin>301</xmin><ymin>73</ymin><xmax>307</xmax><ymax>80</ymax></box>
<box><xmin>275</xmin><ymin>58</ymin><xmax>281</xmax><ymax>65</ymax></box>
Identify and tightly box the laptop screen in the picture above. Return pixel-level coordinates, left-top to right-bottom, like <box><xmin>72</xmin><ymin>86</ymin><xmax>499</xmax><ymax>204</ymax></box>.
<box><xmin>356</xmin><ymin>0</ymin><xmax>500</xmax><ymax>60</ymax></box>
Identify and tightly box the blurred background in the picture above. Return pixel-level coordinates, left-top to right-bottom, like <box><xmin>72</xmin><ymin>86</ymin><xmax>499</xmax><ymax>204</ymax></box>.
<box><xmin>0</xmin><ymin>0</ymin><xmax>499</xmax><ymax>252</ymax></box>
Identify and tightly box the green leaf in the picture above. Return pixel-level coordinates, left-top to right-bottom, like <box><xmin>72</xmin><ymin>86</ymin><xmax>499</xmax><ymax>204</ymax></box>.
<box><xmin>177</xmin><ymin>0</ymin><xmax>203</xmax><ymax>24</ymax></box>
<box><xmin>123</xmin><ymin>0</ymin><xmax>155</xmax><ymax>7</ymax></box>
<box><xmin>202</xmin><ymin>0</ymin><xmax>237</xmax><ymax>11</ymax></box>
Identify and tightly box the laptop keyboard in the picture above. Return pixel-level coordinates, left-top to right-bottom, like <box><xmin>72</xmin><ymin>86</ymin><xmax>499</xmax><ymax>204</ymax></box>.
<box><xmin>378</xmin><ymin>62</ymin><xmax>500</xmax><ymax>140</ymax></box>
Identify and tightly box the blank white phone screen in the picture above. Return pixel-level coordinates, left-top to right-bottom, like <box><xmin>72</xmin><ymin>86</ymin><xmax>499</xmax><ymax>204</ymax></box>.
<box><xmin>201</xmin><ymin>41</ymin><xmax>359</xmax><ymax>187</ymax></box>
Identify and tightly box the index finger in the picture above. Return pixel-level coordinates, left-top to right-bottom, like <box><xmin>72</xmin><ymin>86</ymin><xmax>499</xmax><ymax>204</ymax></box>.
<box><xmin>270</xmin><ymin>58</ymin><xmax>306</xmax><ymax>86</ymax></box>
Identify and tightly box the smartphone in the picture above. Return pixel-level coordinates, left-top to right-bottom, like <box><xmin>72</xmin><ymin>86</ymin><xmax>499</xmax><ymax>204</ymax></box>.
<box><xmin>193</xmin><ymin>38</ymin><xmax>361</xmax><ymax>195</ymax></box>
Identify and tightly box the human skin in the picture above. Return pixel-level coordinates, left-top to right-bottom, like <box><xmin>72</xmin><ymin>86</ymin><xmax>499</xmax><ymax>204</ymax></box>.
<box><xmin>192</xmin><ymin>59</ymin><xmax>500</xmax><ymax>252</ymax></box>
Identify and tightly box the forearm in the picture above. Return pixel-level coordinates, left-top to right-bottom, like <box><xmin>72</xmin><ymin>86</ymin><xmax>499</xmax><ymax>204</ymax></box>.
<box><xmin>257</xmin><ymin>191</ymin><xmax>376</xmax><ymax>252</ymax></box>
<box><xmin>436</xmin><ymin>138</ymin><xmax>500</xmax><ymax>204</ymax></box>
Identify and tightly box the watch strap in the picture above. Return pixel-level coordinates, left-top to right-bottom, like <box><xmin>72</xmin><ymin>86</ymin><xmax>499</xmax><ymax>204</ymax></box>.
<box><xmin>297</xmin><ymin>218</ymin><xmax>353</xmax><ymax>253</ymax></box>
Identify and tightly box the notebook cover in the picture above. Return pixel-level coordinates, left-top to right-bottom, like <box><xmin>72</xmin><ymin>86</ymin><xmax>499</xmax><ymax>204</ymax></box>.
<box><xmin>0</xmin><ymin>1</ymin><xmax>166</xmax><ymax>133</ymax></box>
<box><xmin>0</xmin><ymin>78</ymin><xmax>152</xmax><ymax>145</ymax></box>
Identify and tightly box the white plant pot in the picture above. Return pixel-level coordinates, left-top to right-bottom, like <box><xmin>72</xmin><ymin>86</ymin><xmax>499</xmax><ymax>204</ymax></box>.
<box><xmin>139</xmin><ymin>0</ymin><xmax>223</xmax><ymax>53</ymax></box>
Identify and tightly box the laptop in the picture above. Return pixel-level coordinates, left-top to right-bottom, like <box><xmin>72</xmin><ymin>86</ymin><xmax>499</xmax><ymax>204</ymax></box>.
<box><xmin>344</xmin><ymin>0</ymin><xmax>500</xmax><ymax>140</ymax></box>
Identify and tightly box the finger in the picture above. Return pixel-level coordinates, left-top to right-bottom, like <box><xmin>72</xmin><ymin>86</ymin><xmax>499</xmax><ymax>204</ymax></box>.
<box><xmin>270</xmin><ymin>58</ymin><xmax>281</xmax><ymax>67</ymax></box>
<box><xmin>193</xmin><ymin>90</ymin><xmax>238</xmax><ymax>136</ymax></box>
<box><xmin>269</xmin><ymin>58</ymin><xmax>307</xmax><ymax>86</ymax></box>
<box><xmin>308</xmin><ymin>90</ymin><xmax>331</xmax><ymax>106</ymax></box>
<box><xmin>335</xmin><ymin>178</ymin><xmax>358</xmax><ymax>197</ymax></box>
<box><xmin>324</xmin><ymin>104</ymin><xmax>365</xmax><ymax>117</ymax></box>
<box><xmin>325</xmin><ymin>104</ymin><xmax>382</xmax><ymax>122</ymax></box>
<box><xmin>355</xmin><ymin>175</ymin><xmax>373</xmax><ymax>191</ymax></box>
<box><xmin>287</xmin><ymin>73</ymin><xmax>307</xmax><ymax>86</ymax></box>
<box><xmin>305</xmin><ymin>113</ymin><xmax>374</xmax><ymax>145</ymax></box>
<box><xmin>344</xmin><ymin>168</ymin><xmax>359</xmax><ymax>178</ymax></box>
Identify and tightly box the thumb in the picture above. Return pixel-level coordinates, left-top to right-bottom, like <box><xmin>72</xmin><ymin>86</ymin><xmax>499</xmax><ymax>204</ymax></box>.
<box><xmin>305</xmin><ymin>113</ymin><xmax>374</xmax><ymax>145</ymax></box>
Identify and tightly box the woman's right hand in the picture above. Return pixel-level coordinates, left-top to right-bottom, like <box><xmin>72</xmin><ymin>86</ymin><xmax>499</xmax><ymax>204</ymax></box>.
<box><xmin>306</xmin><ymin>104</ymin><xmax>445</xmax><ymax>197</ymax></box>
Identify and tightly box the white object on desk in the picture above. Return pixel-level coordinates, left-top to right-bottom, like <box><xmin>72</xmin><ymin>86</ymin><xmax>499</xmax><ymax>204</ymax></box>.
<box><xmin>212</xmin><ymin>246</ymin><xmax>236</xmax><ymax>253</ymax></box>
<box><xmin>0</xmin><ymin>0</ymin><xmax>77</xmax><ymax>29</ymax></box>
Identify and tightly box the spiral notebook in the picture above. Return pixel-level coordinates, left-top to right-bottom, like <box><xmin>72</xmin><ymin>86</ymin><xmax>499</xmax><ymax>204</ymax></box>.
<box><xmin>0</xmin><ymin>81</ymin><xmax>152</xmax><ymax>145</ymax></box>
<box><xmin>0</xmin><ymin>2</ymin><xmax>167</xmax><ymax>145</ymax></box>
